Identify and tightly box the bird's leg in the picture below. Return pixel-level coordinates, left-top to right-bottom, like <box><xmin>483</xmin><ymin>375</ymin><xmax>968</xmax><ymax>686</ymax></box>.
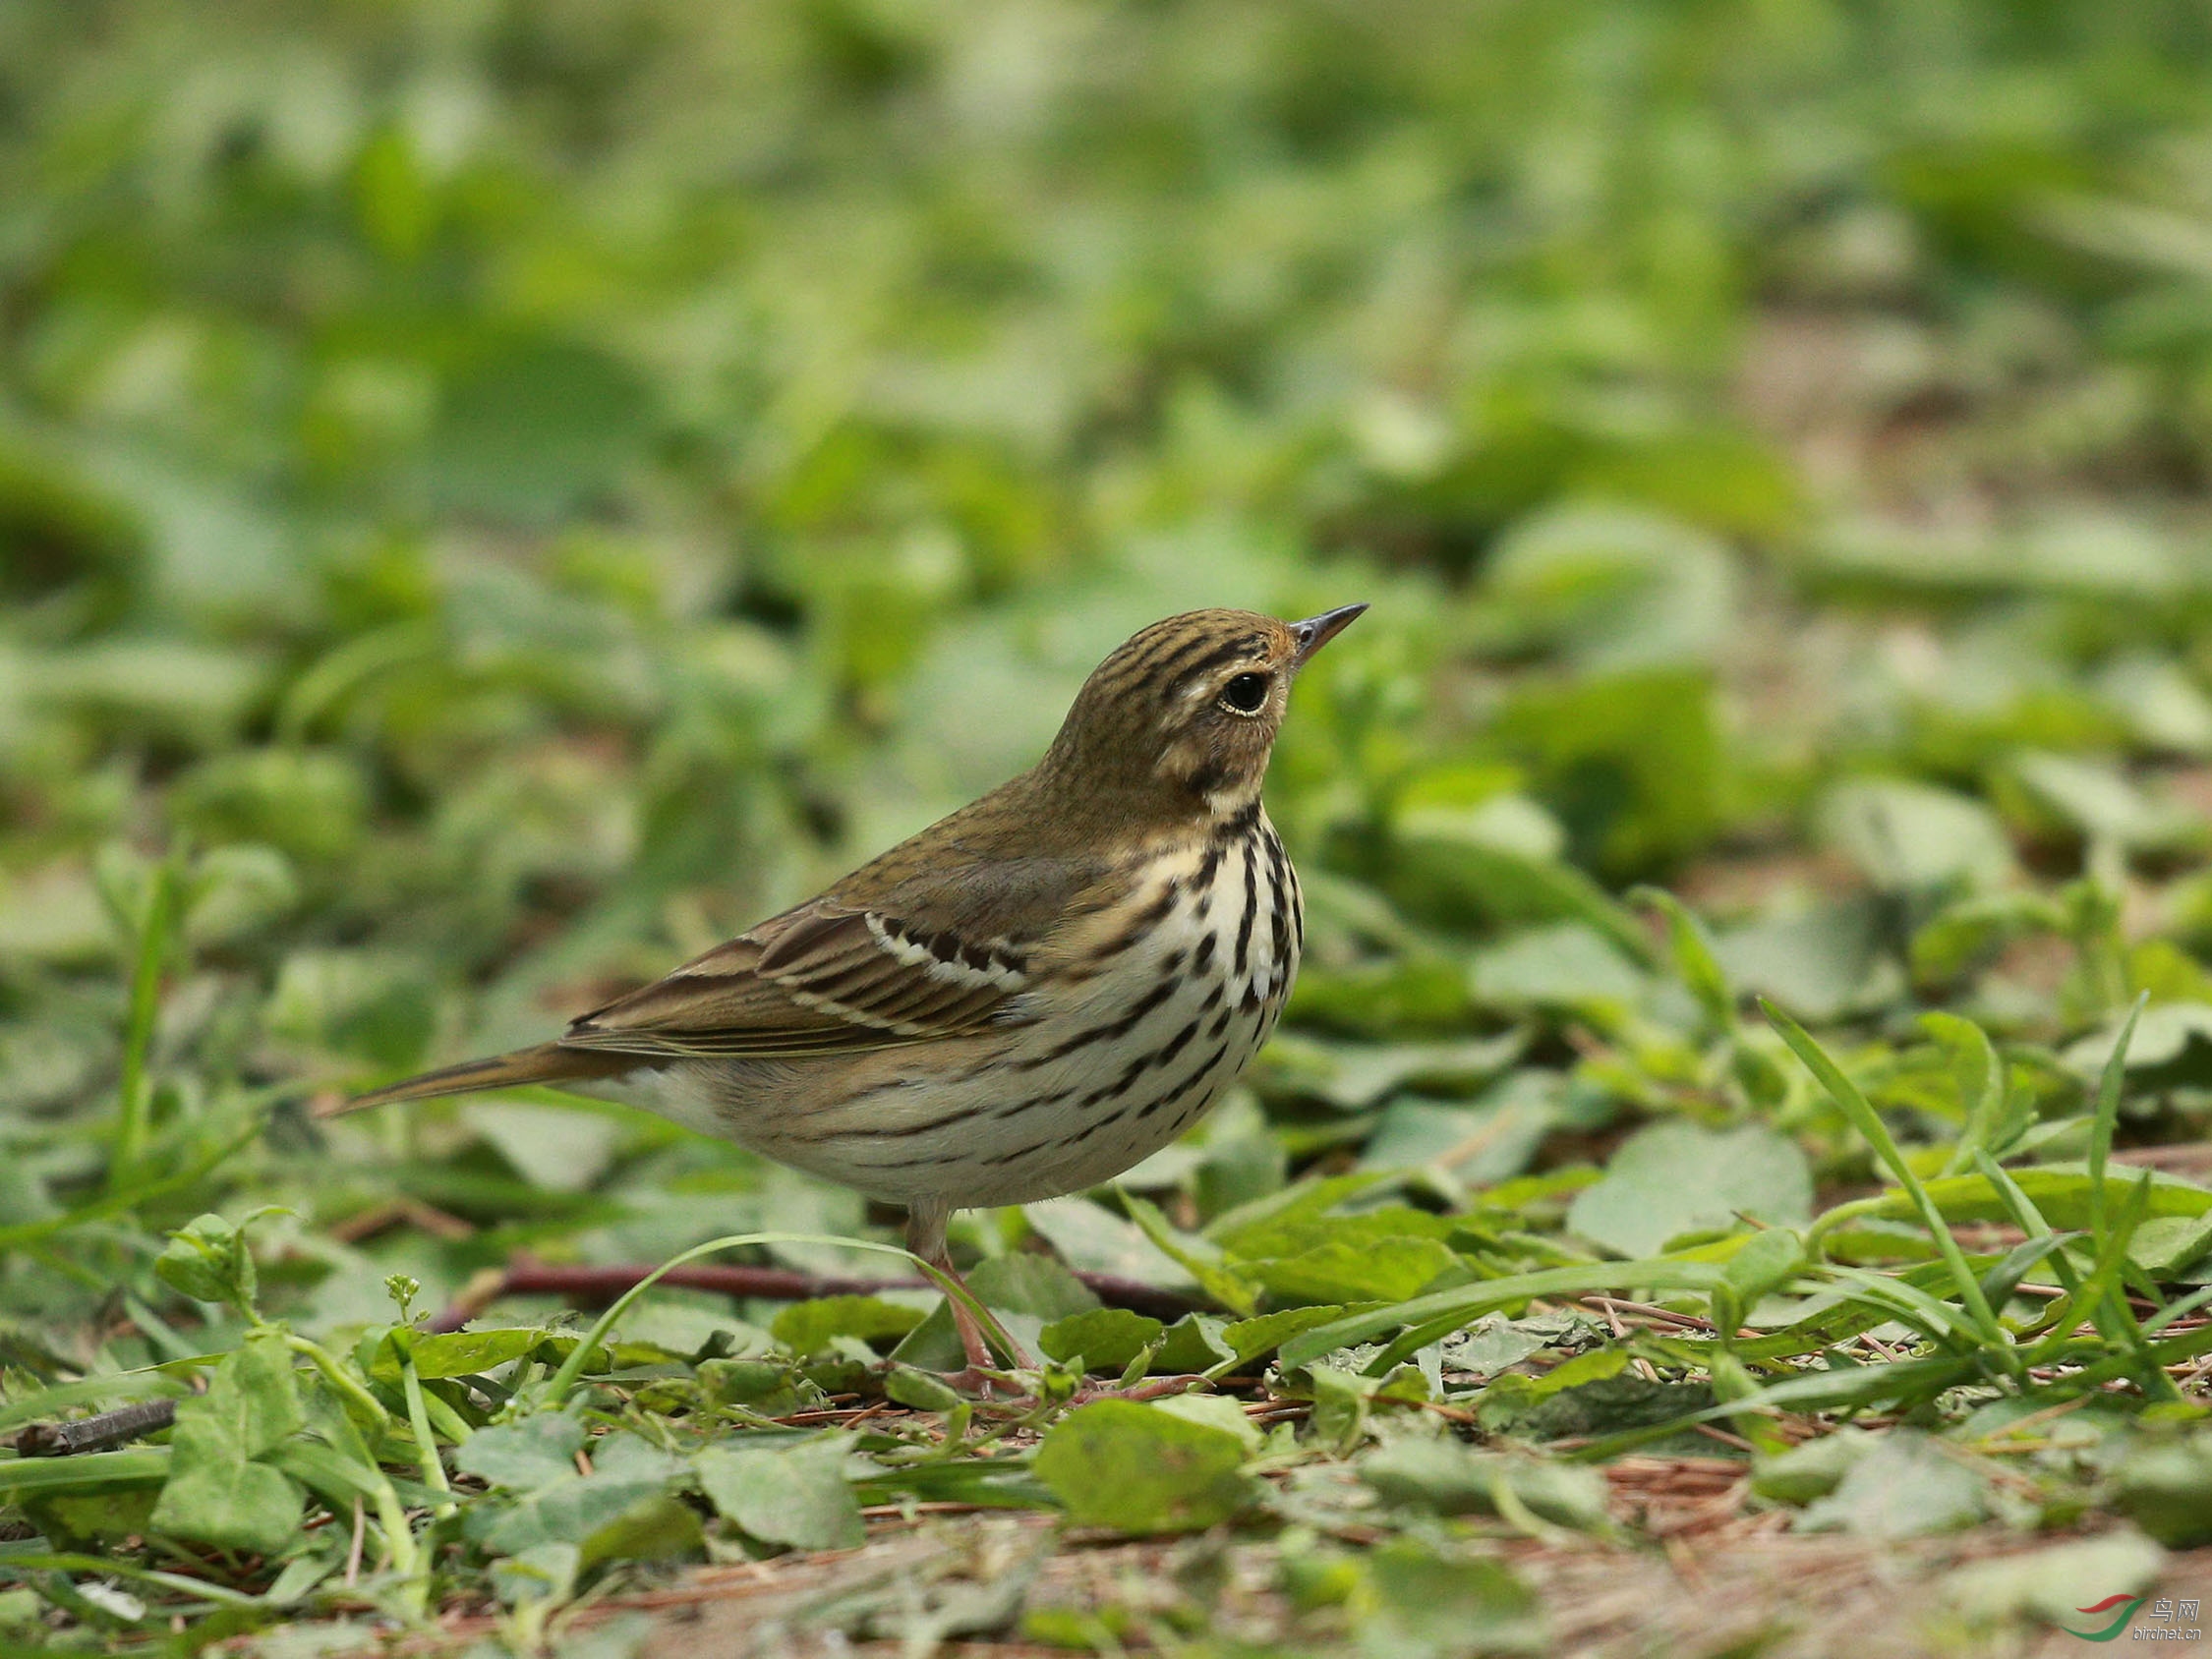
<box><xmin>903</xmin><ymin>1201</ymin><xmax>1028</xmax><ymax>1387</ymax></box>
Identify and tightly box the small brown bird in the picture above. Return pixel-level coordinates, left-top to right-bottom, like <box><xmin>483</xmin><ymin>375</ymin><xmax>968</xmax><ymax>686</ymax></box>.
<box><xmin>327</xmin><ymin>603</ymin><xmax>1365</xmax><ymax>1368</ymax></box>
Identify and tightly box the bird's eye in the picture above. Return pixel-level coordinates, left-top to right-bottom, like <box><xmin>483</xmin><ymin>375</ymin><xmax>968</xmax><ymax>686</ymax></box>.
<box><xmin>1219</xmin><ymin>672</ymin><xmax>1270</xmax><ymax>715</ymax></box>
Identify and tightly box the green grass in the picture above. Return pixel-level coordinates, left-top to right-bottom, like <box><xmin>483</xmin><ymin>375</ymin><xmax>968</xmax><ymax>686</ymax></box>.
<box><xmin>15</xmin><ymin>0</ymin><xmax>2212</xmax><ymax>1653</ymax></box>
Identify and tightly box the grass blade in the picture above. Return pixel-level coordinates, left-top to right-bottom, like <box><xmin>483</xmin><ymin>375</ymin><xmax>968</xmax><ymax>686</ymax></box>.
<box><xmin>1761</xmin><ymin>1000</ymin><xmax>2016</xmax><ymax>1371</ymax></box>
<box><xmin>2085</xmin><ymin>993</ymin><xmax>2147</xmax><ymax>1245</ymax></box>
<box><xmin>1276</xmin><ymin>1258</ymin><xmax>1725</xmax><ymax>1373</ymax></box>
<box><xmin>111</xmin><ymin>853</ymin><xmax>184</xmax><ymax>1195</ymax></box>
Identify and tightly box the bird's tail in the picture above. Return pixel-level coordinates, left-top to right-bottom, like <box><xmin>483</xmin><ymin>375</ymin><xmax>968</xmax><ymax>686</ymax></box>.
<box><xmin>320</xmin><ymin>1042</ymin><xmax>634</xmax><ymax>1117</ymax></box>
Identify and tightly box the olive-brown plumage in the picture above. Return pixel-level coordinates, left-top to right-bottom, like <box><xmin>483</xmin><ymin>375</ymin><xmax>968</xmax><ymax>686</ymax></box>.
<box><xmin>328</xmin><ymin>602</ymin><xmax>1364</xmax><ymax>1365</ymax></box>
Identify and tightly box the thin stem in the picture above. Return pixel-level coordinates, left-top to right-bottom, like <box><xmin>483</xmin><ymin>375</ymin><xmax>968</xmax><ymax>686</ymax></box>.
<box><xmin>542</xmin><ymin>1232</ymin><xmax>929</xmax><ymax>1407</ymax></box>
<box><xmin>398</xmin><ymin>1353</ymin><xmax>456</xmax><ymax>1518</ymax></box>
<box><xmin>111</xmin><ymin>856</ymin><xmax>182</xmax><ymax>1193</ymax></box>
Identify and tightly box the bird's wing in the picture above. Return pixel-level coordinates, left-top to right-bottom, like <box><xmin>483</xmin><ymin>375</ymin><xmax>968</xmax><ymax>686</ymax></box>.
<box><xmin>554</xmin><ymin>872</ymin><xmax>1079</xmax><ymax>1062</ymax></box>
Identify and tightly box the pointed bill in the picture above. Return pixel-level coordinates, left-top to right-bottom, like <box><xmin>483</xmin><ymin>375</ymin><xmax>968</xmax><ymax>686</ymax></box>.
<box><xmin>1289</xmin><ymin>602</ymin><xmax>1368</xmax><ymax>668</ymax></box>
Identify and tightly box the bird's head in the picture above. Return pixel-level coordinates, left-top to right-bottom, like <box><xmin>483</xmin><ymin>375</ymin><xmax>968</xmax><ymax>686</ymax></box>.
<box><xmin>1039</xmin><ymin>603</ymin><xmax>1367</xmax><ymax>822</ymax></box>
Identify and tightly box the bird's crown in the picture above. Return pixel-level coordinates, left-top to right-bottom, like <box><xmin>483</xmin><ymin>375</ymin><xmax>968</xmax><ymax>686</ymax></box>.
<box><xmin>1035</xmin><ymin>602</ymin><xmax>1365</xmax><ymax>821</ymax></box>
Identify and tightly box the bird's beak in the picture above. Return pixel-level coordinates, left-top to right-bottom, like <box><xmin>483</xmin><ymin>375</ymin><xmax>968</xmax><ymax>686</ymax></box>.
<box><xmin>1289</xmin><ymin>602</ymin><xmax>1368</xmax><ymax>669</ymax></box>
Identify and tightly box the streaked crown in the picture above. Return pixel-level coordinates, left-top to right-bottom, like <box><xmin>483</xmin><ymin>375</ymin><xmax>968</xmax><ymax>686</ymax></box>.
<box><xmin>1034</xmin><ymin>603</ymin><xmax>1365</xmax><ymax>820</ymax></box>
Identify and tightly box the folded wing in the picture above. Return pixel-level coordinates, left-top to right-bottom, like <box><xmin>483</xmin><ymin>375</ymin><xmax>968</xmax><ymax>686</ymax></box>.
<box><xmin>555</xmin><ymin>900</ymin><xmax>1034</xmax><ymax>1060</ymax></box>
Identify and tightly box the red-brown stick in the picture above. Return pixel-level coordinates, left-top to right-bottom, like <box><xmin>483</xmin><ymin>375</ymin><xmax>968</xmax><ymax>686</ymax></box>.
<box><xmin>427</xmin><ymin>1258</ymin><xmax>1199</xmax><ymax>1333</ymax></box>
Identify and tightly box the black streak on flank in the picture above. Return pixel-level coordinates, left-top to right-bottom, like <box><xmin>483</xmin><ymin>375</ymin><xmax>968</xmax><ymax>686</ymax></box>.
<box><xmin>1233</xmin><ymin>830</ymin><xmax>1259</xmax><ymax>980</ymax></box>
<box><xmin>1194</xmin><ymin>836</ymin><xmax>1227</xmax><ymax>892</ymax></box>
<box><xmin>1153</xmin><ymin>1014</ymin><xmax>1202</xmax><ymax>1070</ymax></box>
<box><xmin>1138</xmin><ymin>1043</ymin><xmax>1231</xmax><ymax>1118</ymax></box>
<box><xmin>851</xmin><ymin>1100</ymin><xmax>993</xmax><ymax>1141</ymax></box>
<box><xmin>1264</xmin><ymin>829</ymin><xmax>1290</xmax><ymax>971</ymax></box>
<box><xmin>1015</xmin><ymin>968</ymin><xmax>1184</xmax><ymax>1069</ymax></box>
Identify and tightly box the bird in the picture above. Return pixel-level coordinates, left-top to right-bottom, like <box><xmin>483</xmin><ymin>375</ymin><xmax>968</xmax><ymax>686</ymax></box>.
<box><xmin>325</xmin><ymin>602</ymin><xmax>1366</xmax><ymax>1373</ymax></box>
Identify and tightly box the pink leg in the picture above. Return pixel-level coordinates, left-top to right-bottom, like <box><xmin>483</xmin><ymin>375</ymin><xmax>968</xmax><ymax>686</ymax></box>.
<box><xmin>904</xmin><ymin>1200</ymin><xmax>1030</xmax><ymax>1388</ymax></box>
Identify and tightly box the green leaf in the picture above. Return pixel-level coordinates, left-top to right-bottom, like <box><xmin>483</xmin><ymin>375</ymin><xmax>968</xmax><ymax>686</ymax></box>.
<box><xmin>1820</xmin><ymin>1164</ymin><xmax>2212</xmax><ymax>1232</ymax></box>
<box><xmin>1469</xmin><ymin>922</ymin><xmax>1648</xmax><ymax>1009</ymax></box>
<box><xmin>205</xmin><ymin>1333</ymin><xmax>304</xmax><ymax>1457</ymax></box>
<box><xmin>472</xmin><ymin>1439</ymin><xmax>683</xmax><ymax>1558</ymax></box>
<box><xmin>1022</xmin><ymin>1196</ymin><xmax>1197</xmax><ymax>1293</ymax></box>
<box><xmin>2064</xmin><ymin>1000</ymin><xmax>2212</xmax><ymax>1081</ymax></box>
<box><xmin>1360</xmin><ymin>1538</ymin><xmax>1546</xmax><ymax>1658</ymax></box>
<box><xmin>1720</xmin><ymin>1227</ymin><xmax>1807</xmax><ymax>1307</ymax></box>
<box><xmin>1750</xmin><ymin>1429</ymin><xmax>1876</xmax><ymax>1506</ymax></box>
<box><xmin>578</xmin><ymin>1494</ymin><xmax>704</xmax><ymax>1570</ymax></box>
<box><xmin>368</xmin><ymin>1326</ymin><xmax>543</xmax><ymax>1384</ymax></box>
<box><xmin>885</xmin><ymin>1367</ymin><xmax>966</xmax><ymax>1411</ymax></box>
<box><xmin>1796</xmin><ymin>1430</ymin><xmax>1988</xmax><ymax>1538</ymax></box>
<box><xmin>154</xmin><ymin>1210</ymin><xmax>284</xmax><ymax>1316</ymax></box>
<box><xmin>1489</xmin><ymin>665</ymin><xmax>1721</xmax><ymax>880</ymax></box>
<box><xmin>423</xmin><ymin>336</ymin><xmax>656</xmax><ymax>523</ymax></box>
<box><xmin>2087</xmin><ymin>994</ymin><xmax>2148</xmax><ymax>1243</ymax></box>
<box><xmin>148</xmin><ymin>1336</ymin><xmax>307</xmax><ymax>1555</ymax></box>
<box><xmin>694</xmin><ymin>1437</ymin><xmax>865</xmax><ymax>1551</ymax></box>
<box><xmin>2008</xmin><ymin>751</ymin><xmax>2202</xmax><ymax>853</ymax></box>
<box><xmin>772</xmin><ymin>1296</ymin><xmax>927</xmax><ymax>1357</ymax></box>
<box><xmin>1630</xmin><ymin>887</ymin><xmax>1735</xmax><ymax>1032</ymax></box>
<box><xmin>965</xmin><ymin>1254</ymin><xmax>1101</xmax><ymax>1320</ymax></box>
<box><xmin>1359</xmin><ymin>1075</ymin><xmax>1561</xmax><ymax>1183</ymax></box>
<box><xmin>1945</xmin><ymin>1534</ymin><xmax>2168</xmax><ymax>1629</ymax></box>
<box><xmin>455</xmin><ymin>1414</ymin><xmax>588</xmax><ymax>1491</ymax></box>
<box><xmin>891</xmin><ymin>1251</ymin><xmax>1101</xmax><ymax>1368</ymax></box>
<box><xmin>1717</xmin><ymin>899</ymin><xmax>1892</xmax><ymax>1021</ymax></box>
<box><xmin>1512</xmin><ymin>1371</ymin><xmax>1718</xmax><ymax>1443</ymax></box>
<box><xmin>1032</xmin><ymin>1401</ymin><xmax>1252</xmax><ymax>1534</ymax></box>
<box><xmin>1921</xmin><ymin>1011</ymin><xmax>2029</xmax><ymax>1172</ymax></box>
<box><xmin>1121</xmin><ymin>1191</ymin><xmax>1259</xmax><ymax>1316</ymax></box>
<box><xmin>169</xmin><ymin>749</ymin><xmax>369</xmax><ymax>868</ymax></box>
<box><xmin>1567</xmin><ymin>1121</ymin><xmax>1811</xmax><ymax>1257</ymax></box>
<box><xmin>1247</xmin><ymin>1237</ymin><xmax>1461</xmax><ymax>1305</ymax></box>
<box><xmin>491</xmin><ymin>1542</ymin><xmax>580</xmax><ymax>1610</ymax></box>
<box><xmin>1256</xmin><ymin>1031</ymin><xmax>1528</xmax><ymax>1111</ymax></box>
<box><xmin>1818</xmin><ymin>777</ymin><xmax>2014</xmax><ymax>892</ymax></box>
<box><xmin>1910</xmin><ymin>890</ymin><xmax>2066</xmax><ymax>988</ymax></box>
<box><xmin>466</xmin><ymin>1103</ymin><xmax>625</xmax><ymax>1194</ymax></box>
<box><xmin>20</xmin><ymin>1486</ymin><xmax>161</xmax><ymax>1552</ymax></box>
<box><xmin>1037</xmin><ymin>1308</ymin><xmax>1166</xmax><ymax>1373</ymax></box>
<box><xmin>475</xmin><ymin>1472</ymin><xmax>667</xmax><ymax>1559</ymax></box>
<box><xmin>2114</xmin><ymin>1434</ymin><xmax>2212</xmax><ymax>1546</ymax></box>
<box><xmin>2129</xmin><ymin>1213</ymin><xmax>2212</xmax><ymax>1280</ymax></box>
<box><xmin>1362</xmin><ymin>1440</ymin><xmax>1609</xmax><ymax>1531</ymax></box>
<box><xmin>1152</xmin><ymin>1314</ymin><xmax>1238</xmax><ymax>1373</ymax></box>
<box><xmin>1151</xmin><ymin>1392</ymin><xmax>1264</xmax><ymax>1451</ymax></box>
<box><xmin>1219</xmin><ymin>1305</ymin><xmax>1349</xmax><ymax>1366</ymax></box>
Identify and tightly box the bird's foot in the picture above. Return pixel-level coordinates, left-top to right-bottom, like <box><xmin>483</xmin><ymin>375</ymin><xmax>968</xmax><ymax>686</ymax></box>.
<box><xmin>951</xmin><ymin>1296</ymin><xmax>1034</xmax><ymax>1375</ymax></box>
